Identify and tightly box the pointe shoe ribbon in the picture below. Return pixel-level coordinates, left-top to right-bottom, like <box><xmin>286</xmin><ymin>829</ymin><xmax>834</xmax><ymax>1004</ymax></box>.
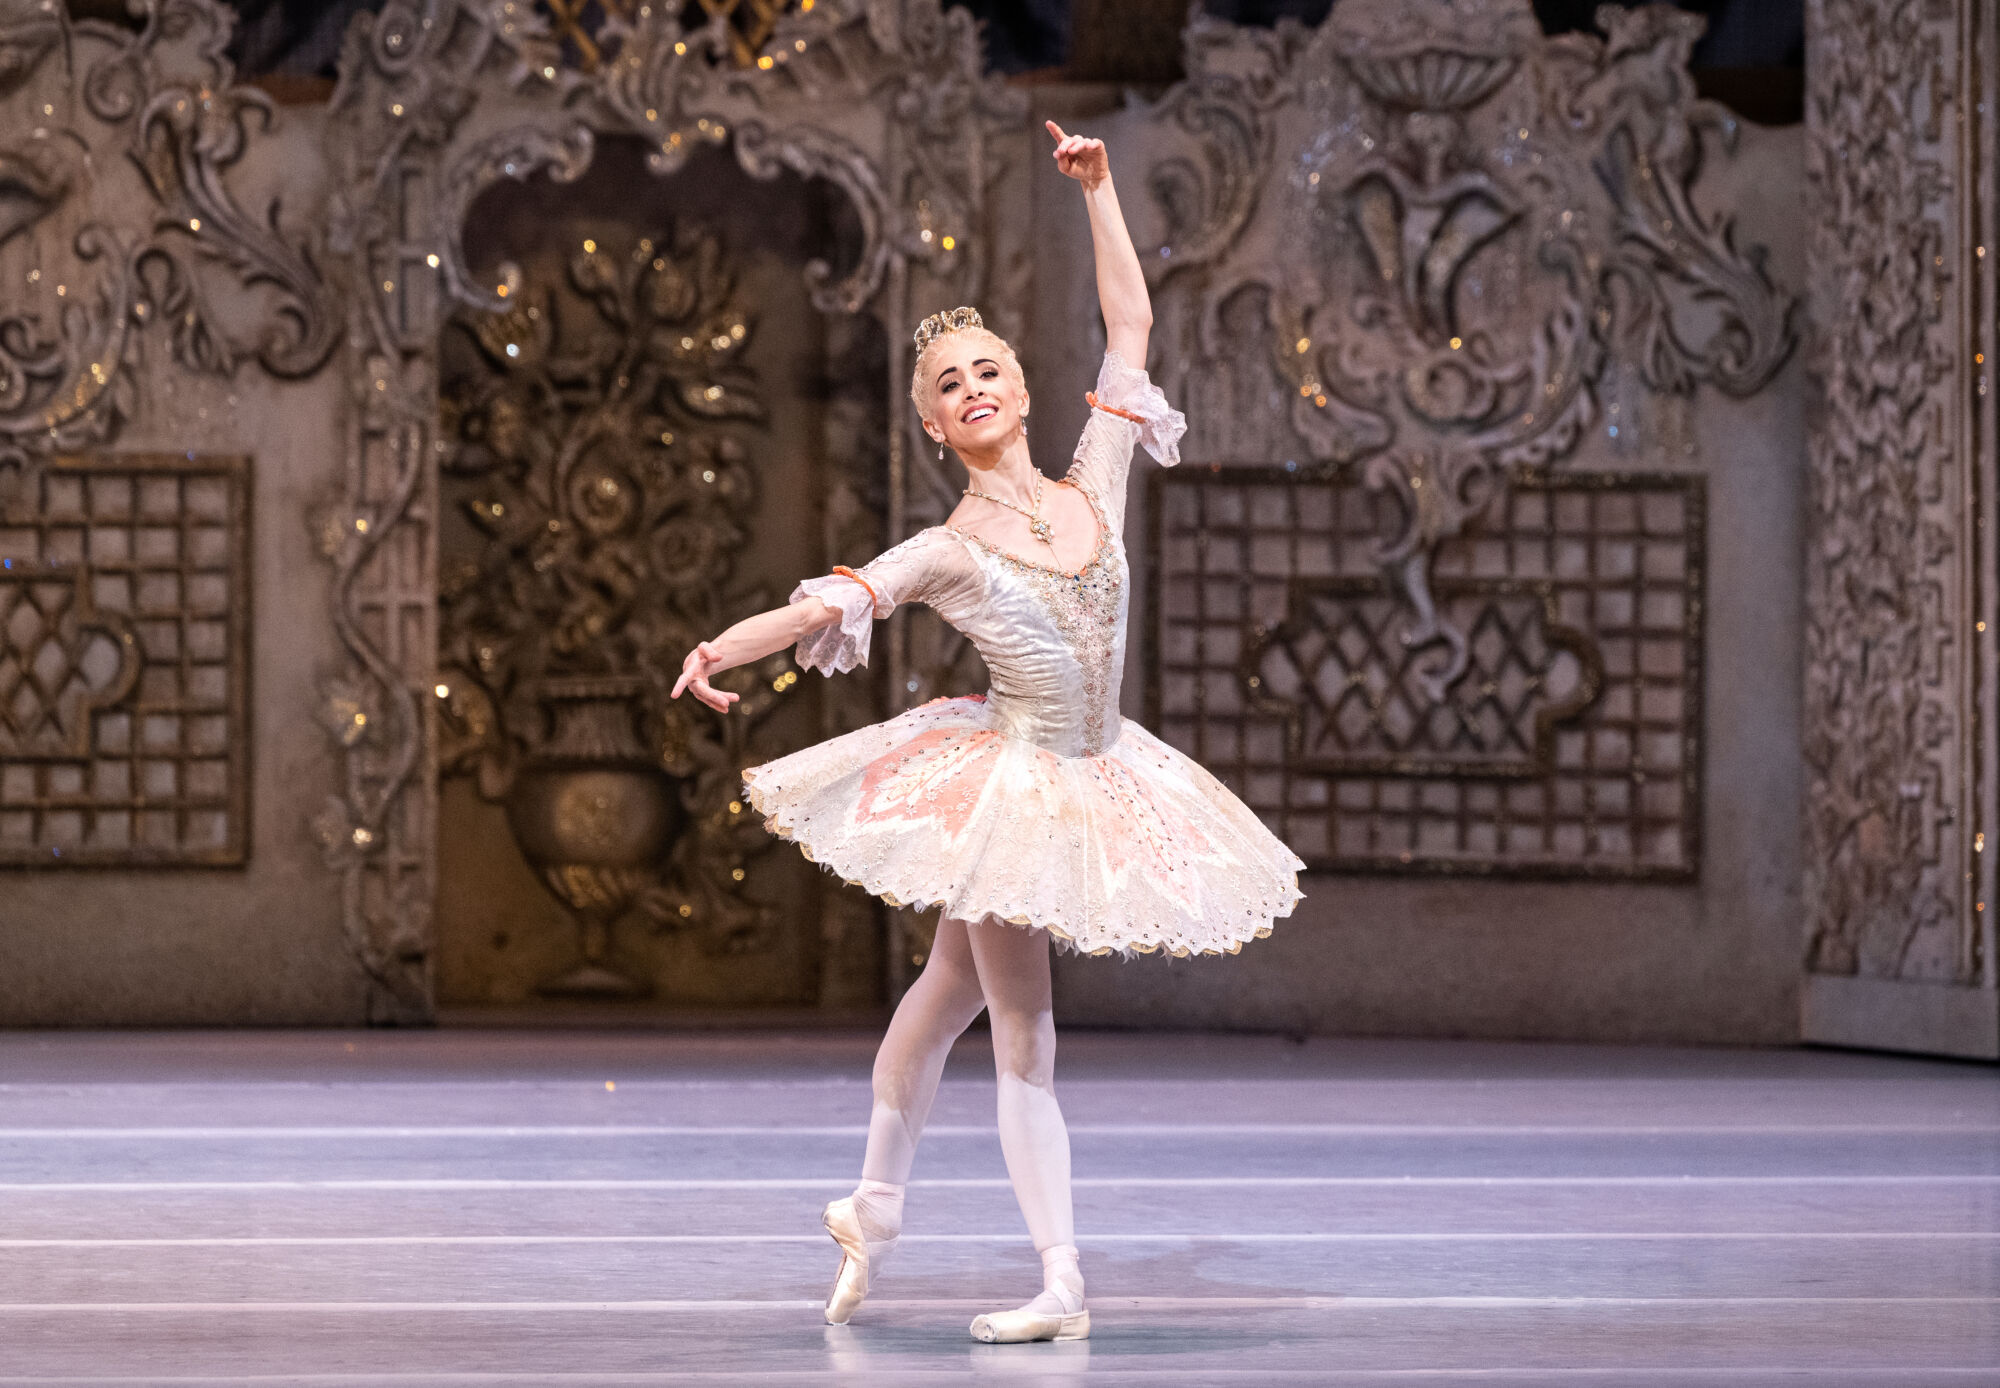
<box><xmin>821</xmin><ymin>1196</ymin><xmax>899</xmax><ymax>1325</ymax></box>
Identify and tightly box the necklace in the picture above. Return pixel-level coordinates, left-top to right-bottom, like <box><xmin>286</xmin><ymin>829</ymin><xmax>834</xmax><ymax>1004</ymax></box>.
<box><xmin>963</xmin><ymin>474</ymin><xmax>1057</xmax><ymax>551</ymax></box>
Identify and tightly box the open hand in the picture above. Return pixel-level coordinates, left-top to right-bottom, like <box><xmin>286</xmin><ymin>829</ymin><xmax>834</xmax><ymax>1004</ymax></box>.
<box><xmin>1046</xmin><ymin>121</ymin><xmax>1108</xmax><ymax>189</ymax></box>
<box><xmin>670</xmin><ymin>640</ymin><xmax>739</xmax><ymax>714</ymax></box>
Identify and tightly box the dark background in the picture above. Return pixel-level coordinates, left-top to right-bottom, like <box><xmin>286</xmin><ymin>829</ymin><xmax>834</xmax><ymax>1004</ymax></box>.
<box><xmin>70</xmin><ymin>0</ymin><xmax>1803</xmax><ymax>117</ymax></box>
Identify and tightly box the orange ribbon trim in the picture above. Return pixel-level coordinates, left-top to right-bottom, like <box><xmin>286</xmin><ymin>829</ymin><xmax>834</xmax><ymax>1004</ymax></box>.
<box><xmin>831</xmin><ymin>564</ymin><xmax>879</xmax><ymax>608</ymax></box>
<box><xmin>1085</xmin><ymin>391</ymin><xmax>1145</xmax><ymax>424</ymax></box>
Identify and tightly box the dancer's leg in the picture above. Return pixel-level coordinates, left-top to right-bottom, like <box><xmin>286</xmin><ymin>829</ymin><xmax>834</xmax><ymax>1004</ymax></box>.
<box><xmin>823</xmin><ymin>916</ymin><xmax>986</xmax><ymax>1324</ymax></box>
<box><xmin>965</xmin><ymin>918</ymin><xmax>1086</xmax><ymax>1342</ymax></box>
<box><xmin>862</xmin><ymin>915</ymin><xmax>987</xmax><ymax>1186</ymax></box>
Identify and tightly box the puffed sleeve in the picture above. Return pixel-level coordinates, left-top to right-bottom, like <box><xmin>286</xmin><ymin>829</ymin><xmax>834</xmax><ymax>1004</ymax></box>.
<box><xmin>789</xmin><ymin>529</ymin><xmax>965</xmax><ymax>675</ymax></box>
<box><xmin>1066</xmin><ymin>349</ymin><xmax>1187</xmax><ymax>532</ymax></box>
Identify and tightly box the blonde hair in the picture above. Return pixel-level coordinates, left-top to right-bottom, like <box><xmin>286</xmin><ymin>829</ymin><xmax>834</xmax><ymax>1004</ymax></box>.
<box><xmin>909</xmin><ymin>322</ymin><xmax>1025</xmax><ymax>419</ymax></box>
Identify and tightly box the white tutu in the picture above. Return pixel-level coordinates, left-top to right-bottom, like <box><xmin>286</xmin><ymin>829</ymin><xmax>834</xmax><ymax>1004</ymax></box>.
<box><xmin>743</xmin><ymin>695</ymin><xmax>1304</xmax><ymax>958</ymax></box>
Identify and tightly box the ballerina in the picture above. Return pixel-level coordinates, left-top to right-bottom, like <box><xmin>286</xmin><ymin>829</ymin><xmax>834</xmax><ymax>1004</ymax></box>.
<box><xmin>671</xmin><ymin>120</ymin><xmax>1304</xmax><ymax>1343</ymax></box>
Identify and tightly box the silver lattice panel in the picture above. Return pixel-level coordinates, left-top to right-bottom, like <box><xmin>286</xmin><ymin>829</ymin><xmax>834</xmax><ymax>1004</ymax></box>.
<box><xmin>1147</xmin><ymin>469</ymin><xmax>1703</xmax><ymax>878</ymax></box>
<box><xmin>0</xmin><ymin>455</ymin><xmax>249</xmax><ymax>867</ymax></box>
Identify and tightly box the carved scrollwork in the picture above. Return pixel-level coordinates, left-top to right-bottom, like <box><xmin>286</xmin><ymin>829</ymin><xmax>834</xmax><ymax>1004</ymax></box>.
<box><xmin>732</xmin><ymin>121</ymin><xmax>892</xmax><ymax>315</ymax></box>
<box><xmin>1143</xmin><ymin>16</ymin><xmax>1281</xmax><ymax>285</ymax></box>
<box><xmin>0</xmin><ymin>138</ymin><xmax>72</xmax><ymax>252</ymax></box>
<box><xmin>0</xmin><ymin>6</ymin><xmax>61</xmax><ymax>101</ymax></box>
<box><xmin>0</xmin><ymin>0</ymin><xmax>336</xmax><ymax>478</ymax></box>
<box><xmin>434</xmin><ymin>125</ymin><xmax>598</xmax><ymax>315</ymax></box>
<box><xmin>1145</xmin><ymin>0</ymin><xmax>1796</xmax><ymax>702</ymax></box>
<box><xmin>0</xmin><ymin>225</ymin><xmax>139</xmax><ymax>452</ymax></box>
<box><xmin>81</xmin><ymin>0</ymin><xmax>338</xmax><ymax>379</ymax></box>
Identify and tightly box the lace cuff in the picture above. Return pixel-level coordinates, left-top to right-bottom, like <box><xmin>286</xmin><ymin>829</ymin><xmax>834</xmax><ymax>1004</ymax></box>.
<box><xmin>790</xmin><ymin>572</ymin><xmax>880</xmax><ymax>675</ymax></box>
<box><xmin>1094</xmin><ymin>349</ymin><xmax>1187</xmax><ymax>467</ymax></box>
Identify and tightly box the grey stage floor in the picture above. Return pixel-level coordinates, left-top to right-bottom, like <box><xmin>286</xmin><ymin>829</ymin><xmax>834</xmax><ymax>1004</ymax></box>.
<box><xmin>0</xmin><ymin>1031</ymin><xmax>1995</xmax><ymax>1386</ymax></box>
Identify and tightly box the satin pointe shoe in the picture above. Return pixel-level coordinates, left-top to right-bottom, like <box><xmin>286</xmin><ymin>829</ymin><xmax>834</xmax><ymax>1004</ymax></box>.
<box><xmin>969</xmin><ymin>1244</ymin><xmax>1089</xmax><ymax>1343</ymax></box>
<box><xmin>968</xmin><ymin>1303</ymin><xmax>1091</xmax><ymax>1344</ymax></box>
<box><xmin>821</xmin><ymin>1196</ymin><xmax>898</xmax><ymax>1325</ymax></box>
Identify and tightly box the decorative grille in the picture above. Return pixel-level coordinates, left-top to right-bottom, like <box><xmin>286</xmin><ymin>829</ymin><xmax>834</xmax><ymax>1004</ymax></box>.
<box><xmin>0</xmin><ymin>455</ymin><xmax>250</xmax><ymax>867</ymax></box>
<box><xmin>1148</xmin><ymin>468</ymin><xmax>1703</xmax><ymax>878</ymax></box>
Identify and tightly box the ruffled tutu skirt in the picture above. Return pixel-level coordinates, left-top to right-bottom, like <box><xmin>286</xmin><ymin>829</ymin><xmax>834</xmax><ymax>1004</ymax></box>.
<box><xmin>742</xmin><ymin>696</ymin><xmax>1304</xmax><ymax>957</ymax></box>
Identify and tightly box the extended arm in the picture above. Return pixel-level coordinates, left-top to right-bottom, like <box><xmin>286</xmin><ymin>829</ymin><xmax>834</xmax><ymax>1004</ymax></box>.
<box><xmin>674</xmin><ymin>534</ymin><xmax>958</xmax><ymax>713</ymax></box>
<box><xmin>1048</xmin><ymin>120</ymin><xmax>1151</xmax><ymax>366</ymax></box>
<box><xmin>672</xmin><ymin>600</ymin><xmax>838</xmax><ymax>713</ymax></box>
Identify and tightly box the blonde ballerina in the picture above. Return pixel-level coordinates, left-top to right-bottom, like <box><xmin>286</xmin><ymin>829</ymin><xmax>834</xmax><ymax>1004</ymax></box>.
<box><xmin>672</xmin><ymin>119</ymin><xmax>1303</xmax><ymax>1343</ymax></box>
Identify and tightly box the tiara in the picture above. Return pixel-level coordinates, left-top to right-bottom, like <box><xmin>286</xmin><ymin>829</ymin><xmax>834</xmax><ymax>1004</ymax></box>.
<box><xmin>913</xmin><ymin>306</ymin><xmax>984</xmax><ymax>353</ymax></box>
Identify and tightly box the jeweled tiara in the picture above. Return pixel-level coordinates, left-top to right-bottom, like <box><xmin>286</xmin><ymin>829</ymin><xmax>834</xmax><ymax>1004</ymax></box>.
<box><xmin>913</xmin><ymin>305</ymin><xmax>984</xmax><ymax>353</ymax></box>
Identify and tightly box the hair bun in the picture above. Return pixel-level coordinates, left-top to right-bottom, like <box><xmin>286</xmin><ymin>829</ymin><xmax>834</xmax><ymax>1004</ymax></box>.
<box><xmin>913</xmin><ymin>306</ymin><xmax>984</xmax><ymax>353</ymax></box>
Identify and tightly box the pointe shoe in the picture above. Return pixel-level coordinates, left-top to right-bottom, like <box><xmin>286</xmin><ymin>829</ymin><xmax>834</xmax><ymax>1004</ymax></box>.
<box><xmin>970</xmin><ymin>1246</ymin><xmax>1088</xmax><ymax>1343</ymax></box>
<box><xmin>821</xmin><ymin>1196</ymin><xmax>898</xmax><ymax>1325</ymax></box>
<box><xmin>968</xmin><ymin>1304</ymin><xmax>1091</xmax><ymax>1343</ymax></box>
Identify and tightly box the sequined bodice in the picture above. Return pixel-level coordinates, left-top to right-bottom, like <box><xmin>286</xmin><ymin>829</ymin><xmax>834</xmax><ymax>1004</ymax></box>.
<box><xmin>937</xmin><ymin>491</ymin><xmax>1128</xmax><ymax>759</ymax></box>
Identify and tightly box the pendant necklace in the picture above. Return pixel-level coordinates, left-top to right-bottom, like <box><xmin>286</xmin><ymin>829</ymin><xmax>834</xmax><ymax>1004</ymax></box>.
<box><xmin>963</xmin><ymin>474</ymin><xmax>1058</xmax><ymax>554</ymax></box>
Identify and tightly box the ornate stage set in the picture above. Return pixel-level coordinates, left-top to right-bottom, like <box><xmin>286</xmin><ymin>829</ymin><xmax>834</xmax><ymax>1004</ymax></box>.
<box><xmin>0</xmin><ymin>0</ymin><xmax>1994</xmax><ymax>1058</ymax></box>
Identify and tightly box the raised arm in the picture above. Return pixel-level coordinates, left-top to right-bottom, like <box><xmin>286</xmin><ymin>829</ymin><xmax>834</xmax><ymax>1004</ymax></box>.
<box><xmin>1048</xmin><ymin>120</ymin><xmax>1151</xmax><ymax>366</ymax></box>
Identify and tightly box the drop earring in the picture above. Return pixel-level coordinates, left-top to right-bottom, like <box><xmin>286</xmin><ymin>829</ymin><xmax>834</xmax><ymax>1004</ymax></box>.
<box><xmin>937</xmin><ymin>439</ymin><xmax>944</xmax><ymax>462</ymax></box>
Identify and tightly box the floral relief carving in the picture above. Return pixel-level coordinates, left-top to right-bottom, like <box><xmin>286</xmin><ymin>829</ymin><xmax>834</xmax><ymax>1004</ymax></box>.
<box><xmin>1802</xmin><ymin>0</ymin><xmax>1972</xmax><ymax>984</ymax></box>
<box><xmin>436</xmin><ymin>220</ymin><xmax>795</xmax><ymax>965</ymax></box>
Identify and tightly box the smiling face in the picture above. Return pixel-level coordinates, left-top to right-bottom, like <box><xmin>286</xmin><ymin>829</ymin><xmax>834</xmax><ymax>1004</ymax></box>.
<box><xmin>911</xmin><ymin>327</ymin><xmax>1028</xmax><ymax>455</ymax></box>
